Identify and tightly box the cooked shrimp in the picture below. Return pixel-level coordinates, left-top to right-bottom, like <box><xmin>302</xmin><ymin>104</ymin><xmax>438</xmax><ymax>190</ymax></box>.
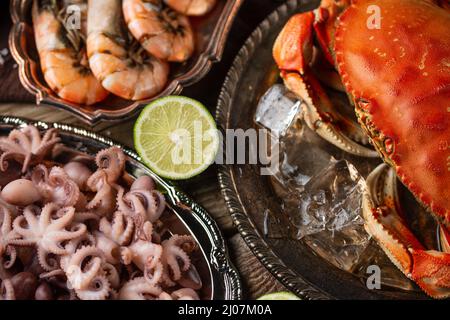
<box><xmin>123</xmin><ymin>0</ymin><xmax>194</xmax><ymax>62</ymax></box>
<box><xmin>32</xmin><ymin>0</ymin><xmax>108</xmax><ymax>105</ymax></box>
<box><xmin>164</xmin><ymin>0</ymin><xmax>216</xmax><ymax>16</ymax></box>
<box><xmin>87</xmin><ymin>0</ymin><xmax>169</xmax><ymax>100</ymax></box>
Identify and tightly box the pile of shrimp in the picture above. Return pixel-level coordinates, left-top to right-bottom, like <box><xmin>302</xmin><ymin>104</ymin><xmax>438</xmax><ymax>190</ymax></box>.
<box><xmin>32</xmin><ymin>0</ymin><xmax>217</xmax><ymax>104</ymax></box>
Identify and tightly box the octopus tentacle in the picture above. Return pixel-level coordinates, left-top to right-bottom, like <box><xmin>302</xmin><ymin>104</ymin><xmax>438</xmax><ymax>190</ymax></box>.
<box><xmin>0</xmin><ymin>126</ymin><xmax>60</xmax><ymax>173</ymax></box>
<box><xmin>165</xmin><ymin>246</ymin><xmax>189</xmax><ymax>280</ymax></box>
<box><xmin>73</xmin><ymin>212</ymin><xmax>101</xmax><ymax>224</ymax></box>
<box><xmin>150</xmin><ymin>190</ymin><xmax>166</xmax><ymax>222</ymax></box>
<box><xmin>108</xmin><ymin>288</ymin><xmax>119</xmax><ymax>300</ymax></box>
<box><xmin>0</xmin><ymin>138</ymin><xmax>26</xmax><ymax>155</ymax></box>
<box><xmin>75</xmin><ymin>274</ymin><xmax>111</xmax><ymax>300</ymax></box>
<box><xmin>120</xmin><ymin>239</ymin><xmax>163</xmax><ymax>273</ymax></box>
<box><xmin>45</xmin><ymin>206</ymin><xmax>75</xmax><ymax>231</ymax></box>
<box><xmin>0</xmin><ymin>151</ymin><xmax>24</xmax><ymax>172</ymax></box>
<box><xmin>171</xmin><ymin>288</ymin><xmax>200</xmax><ymax>300</ymax></box>
<box><xmin>23</xmin><ymin>126</ymin><xmax>41</xmax><ymax>150</ymax></box>
<box><xmin>93</xmin><ymin>231</ymin><xmax>119</xmax><ymax>264</ymax></box>
<box><xmin>144</xmin><ymin>260</ymin><xmax>163</xmax><ymax>286</ymax></box>
<box><xmin>2</xmin><ymin>246</ymin><xmax>17</xmax><ymax>270</ymax></box>
<box><xmin>31</xmin><ymin>166</ymin><xmax>81</xmax><ymax>208</ymax></box>
<box><xmin>0</xmin><ymin>278</ymin><xmax>15</xmax><ymax>300</ymax></box>
<box><xmin>86</xmin><ymin>171</ymin><xmax>117</xmax><ymax>217</ymax></box>
<box><xmin>118</xmin><ymin>277</ymin><xmax>162</xmax><ymax>300</ymax></box>
<box><xmin>103</xmin><ymin>263</ymin><xmax>120</xmax><ymax>289</ymax></box>
<box><xmin>140</xmin><ymin>221</ymin><xmax>154</xmax><ymax>242</ymax></box>
<box><xmin>30</xmin><ymin>164</ymin><xmax>49</xmax><ymax>186</ymax></box>
<box><xmin>0</xmin><ymin>206</ymin><xmax>20</xmax><ymax>263</ymax></box>
<box><xmin>46</xmin><ymin>167</ymin><xmax>80</xmax><ymax>208</ymax></box>
<box><xmin>12</xmin><ymin>204</ymin><xmax>87</xmax><ymax>257</ymax></box>
<box><xmin>0</xmin><ymin>133</ymin><xmax>30</xmax><ymax>172</ymax></box>
<box><xmin>65</xmin><ymin>233</ymin><xmax>96</xmax><ymax>253</ymax></box>
<box><xmin>33</xmin><ymin>129</ymin><xmax>60</xmax><ymax>156</ymax></box>
<box><xmin>99</xmin><ymin>212</ymin><xmax>134</xmax><ymax>246</ymax></box>
<box><xmin>117</xmin><ymin>187</ymin><xmax>165</xmax><ymax>235</ymax></box>
<box><xmin>158</xmin><ymin>291</ymin><xmax>173</xmax><ymax>300</ymax></box>
<box><xmin>60</xmin><ymin>233</ymin><xmax>96</xmax><ymax>271</ymax></box>
<box><xmin>43</xmin><ymin>228</ymin><xmax>86</xmax><ymax>255</ymax></box>
<box><xmin>116</xmin><ymin>187</ymin><xmax>146</xmax><ymax>231</ymax></box>
<box><xmin>37</xmin><ymin>247</ymin><xmax>59</xmax><ymax>271</ymax></box>
<box><xmin>40</xmin><ymin>269</ymin><xmax>66</xmax><ymax>279</ymax></box>
<box><xmin>95</xmin><ymin>147</ymin><xmax>126</xmax><ymax>184</ymax></box>
<box><xmin>161</xmin><ymin>235</ymin><xmax>195</xmax><ymax>285</ymax></box>
<box><xmin>65</xmin><ymin>246</ymin><xmax>104</xmax><ymax>290</ymax></box>
<box><xmin>12</xmin><ymin>216</ymin><xmax>38</xmax><ymax>241</ymax></box>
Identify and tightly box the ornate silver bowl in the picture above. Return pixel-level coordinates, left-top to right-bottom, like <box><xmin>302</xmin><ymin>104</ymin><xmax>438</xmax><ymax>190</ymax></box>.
<box><xmin>0</xmin><ymin>116</ymin><xmax>242</xmax><ymax>300</ymax></box>
<box><xmin>9</xmin><ymin>0</ymin><xmax>243</xmax><ymax>124</ymax></box>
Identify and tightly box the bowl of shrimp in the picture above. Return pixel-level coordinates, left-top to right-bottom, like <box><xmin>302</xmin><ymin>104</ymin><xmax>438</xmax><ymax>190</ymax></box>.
<box><xmin>0</xmin><ymin>116</ymin><xmax>241</xmax><ymax>300</ymax></box>
<box><xmin>9</xmin><ymin>0</ymin><xmax>243</xmax><ymax>124</ymax></box>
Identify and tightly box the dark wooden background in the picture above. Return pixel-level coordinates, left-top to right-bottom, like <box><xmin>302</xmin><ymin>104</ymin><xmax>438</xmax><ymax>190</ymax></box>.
<box><xmin>0</xmin><ymin>0</ymin><xmax>291</xmax><ymax>299</ymax></box>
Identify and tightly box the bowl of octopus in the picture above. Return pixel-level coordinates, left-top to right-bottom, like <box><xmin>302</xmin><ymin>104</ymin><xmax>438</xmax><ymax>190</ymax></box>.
<box><xmin>0</xmin><ymin>116</ymin><xmax>241</xmax><ymax>300</ymax></box>
<box><xmin>9</xmin><ymin>0</ymin><xmax>243</xmax><ymax>124</ymax></box>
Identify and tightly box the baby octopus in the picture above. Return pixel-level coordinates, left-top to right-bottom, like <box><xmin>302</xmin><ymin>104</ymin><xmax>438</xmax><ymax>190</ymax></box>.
<box><xmin>0</xmin><ymin>125</ymin><xmax>202</xmax><ymax>300</ymax></box>
<box><xmin>0</xmin><ymin>125</ymin><xmax>60</xmax><ymax>173</ymax></box>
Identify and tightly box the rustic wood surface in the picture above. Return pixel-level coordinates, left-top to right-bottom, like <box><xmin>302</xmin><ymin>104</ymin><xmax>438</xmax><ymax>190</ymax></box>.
<box><xmin>0</xmin><ymin>0</ymin><xmax>290</xmax><ymax>299</ymax></box>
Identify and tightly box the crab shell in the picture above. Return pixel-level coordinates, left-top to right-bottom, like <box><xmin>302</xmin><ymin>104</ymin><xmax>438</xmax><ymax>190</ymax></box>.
<box><xmin>335</xmin><ymin>0</ymin><xmax>450</xmax><ymax>298</ymax></box>
<box><xmin>334</xmin><ymin>0</ymin><xmax>450</xmax><ymax>226</ymax></box>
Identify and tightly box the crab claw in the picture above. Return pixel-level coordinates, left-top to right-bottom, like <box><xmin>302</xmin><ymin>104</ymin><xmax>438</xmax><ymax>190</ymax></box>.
<box><xmin>282</xmin><ymin>72</ymin><xmax>378</xmax><ymax>157</ymax></box>
<box><xmin>410</xmin><ymin>249</ymin><xmax>450</xmax><ymax>298</ymax></box>
<box><xmin>312</xmin><ymin>0</ymin><xmax>352</xmax><ymax>65</ymax></box>
<box><xmin>273</xmin><ymin>13</ymin><xmax>315</xmax><ymax>74</ymax></box>
<box><xmin>363</xmin><ymin>164</ymin><xmax>450</xmax><ymax>299</ymax></box>
<box><xmin>273</xmin><ymin>12</ymin><xmax>377</xmax><ymax>158</ymax></box>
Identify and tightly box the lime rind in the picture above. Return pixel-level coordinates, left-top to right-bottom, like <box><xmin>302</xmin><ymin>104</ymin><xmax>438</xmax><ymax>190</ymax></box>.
<box><xmin>134</xmin><ymin>96</ymin><xmax>219</xmax><ymax>180</ymax></box>
<box><xmin>257</xmin><ymin>292</ymin><xmax>301</xmax><ymax>300</ymax></box>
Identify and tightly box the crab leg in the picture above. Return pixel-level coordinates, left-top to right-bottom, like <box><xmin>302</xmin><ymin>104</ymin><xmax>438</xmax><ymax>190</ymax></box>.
<box><xmin>363</xmin><ymin>164</ymin><xmax>450</xmax><ymax>299</ymax></box>
<box><xmin>312</xmin><ymin>0</ymin><xmax>352</xmax><ymax>65</ymax></box>
<box><xmin>273</xmin><ymin>13</ymin><xmax>377</xmax><ymax>157</ymax></box>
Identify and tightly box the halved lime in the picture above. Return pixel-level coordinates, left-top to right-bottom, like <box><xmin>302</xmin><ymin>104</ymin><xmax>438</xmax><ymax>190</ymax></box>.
<box><xmin>257</xmin><ymin>292</ymin><xmax>301</xmax><ymax>300</ymax></box>
<box><xmin>134</xmin><ymin>96</ymin><xmax>219</xmax><ymax>180</ymax></box>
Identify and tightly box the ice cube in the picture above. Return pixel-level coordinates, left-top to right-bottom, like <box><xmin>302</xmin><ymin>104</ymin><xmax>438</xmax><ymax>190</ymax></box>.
<box><xmin>254</xmin><ymin>84</ymin><xmax>302</xmax><ymax>138</ymax></box>
<box><xmin>295</xmin><ymin>160</ymin><xmax>367</xmax><ymax>236</ymax></box>
<box><xmin>284</xmin><ymin>160</ymin><xmax>371</xmax><ymax>271</ymax></box>
<box><xmin>304</xmin><ymin>224</ymin><xmax>371</xmax><ymax>272</ymax></box>
<box><xmin>271</xmin><ymin>123</ymin><xmax>334</xmax><ymax>190</ymax></box>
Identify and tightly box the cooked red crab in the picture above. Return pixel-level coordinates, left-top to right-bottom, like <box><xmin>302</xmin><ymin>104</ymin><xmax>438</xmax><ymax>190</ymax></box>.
<box><xmin>273</xmin><ymin>0</ymin><xmax>450</xmax><ymax>298</ymax></box>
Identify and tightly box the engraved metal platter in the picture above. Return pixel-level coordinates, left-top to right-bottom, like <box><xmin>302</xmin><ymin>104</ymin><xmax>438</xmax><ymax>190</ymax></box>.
<box><xmin>0</xmin><ymin>116</ymin><xmax>242</xmax><ymax>300</ymax></box>
<box><xmin>216</xmin><ymin>0</ymin><xmax>428</xmax><ymax>300</ymax></box>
